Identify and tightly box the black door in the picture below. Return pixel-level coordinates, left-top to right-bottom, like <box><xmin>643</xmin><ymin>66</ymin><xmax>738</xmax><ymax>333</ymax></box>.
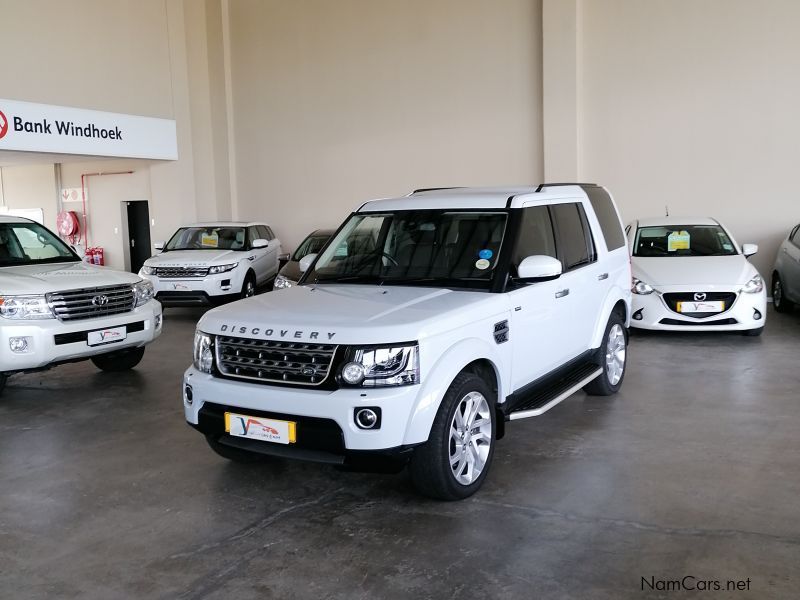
<box><xmin>126</xmin><ymin>201</ymin><xmax>152</xmax><ymax>273</ymax></box>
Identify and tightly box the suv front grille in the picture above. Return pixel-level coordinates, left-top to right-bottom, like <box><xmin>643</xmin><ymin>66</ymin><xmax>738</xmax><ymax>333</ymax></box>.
<box><xmin>662</xmin><ymin>292</ymin><xmax>737</xmax><ymax>318</ymax></box>
<box><xmin>47</xmin><ymin>285</ymin><xmax>135</xmax><ymax>322</ymax></box>
<box><xmin>215</xmin><ymin>336</ymin><xmax>337</xmax><ymax>386</ymax></box>
<box><xmin>154</xmin><ymin>266</ymin><xmax>209</xmax><ymax>278</ymax></box>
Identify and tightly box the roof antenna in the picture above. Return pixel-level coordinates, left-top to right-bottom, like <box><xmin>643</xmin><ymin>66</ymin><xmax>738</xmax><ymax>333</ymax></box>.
<box><xmin>665</xmin><ymin>205</ymin><xmax>670</xmax><ymax>217</ymax></box>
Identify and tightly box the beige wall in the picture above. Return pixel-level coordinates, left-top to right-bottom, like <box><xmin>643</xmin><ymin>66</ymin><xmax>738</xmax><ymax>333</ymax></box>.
<box><xmin>228</xmin><ymin>0</ymin><xmax>543</xmax><ymax>251</ymax></box>
<box><xmin>575</xmin><ymin>0</ymin><xmax>800</xmax><ymax>277</ymax></box>
<box><xmin>0</xmin><ymin>164</ymin><xmax>58</xmax><ymax>226</ymax></box>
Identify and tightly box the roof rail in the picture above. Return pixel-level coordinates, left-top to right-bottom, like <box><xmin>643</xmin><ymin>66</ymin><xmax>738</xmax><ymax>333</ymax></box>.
<box><xmin>409</xmin><ymin>187</ymin><xmax>464</xmax><ymax>195</ymax></box>
<box><xmin>535</xmin><ymin>182</ymin><xmax>597</xmax><ymax>192</ymax></box>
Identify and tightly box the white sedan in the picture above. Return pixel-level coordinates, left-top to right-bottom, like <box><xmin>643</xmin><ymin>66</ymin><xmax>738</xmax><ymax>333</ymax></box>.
<box><xmin>626</xmin><ymin>217</ymin><xmax>766</xmax><ymax>335</ymax></box>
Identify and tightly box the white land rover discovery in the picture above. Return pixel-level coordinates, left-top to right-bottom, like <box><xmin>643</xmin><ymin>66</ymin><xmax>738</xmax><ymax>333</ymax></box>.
<box><xmin>184</xmin><ymin>185</ymin><xmax>631</xmax><ymax>499</ymax></box>
<box><xmin>0</xmin><ymin>216</ymin><xmax>162</xmax><ymax>394</ymax></box>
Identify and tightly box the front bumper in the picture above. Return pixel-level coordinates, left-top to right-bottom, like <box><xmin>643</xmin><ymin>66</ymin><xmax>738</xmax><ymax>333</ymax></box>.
<box><xmin>630</xmin><ymin>287</ymin><xmax>766</xmax><ymax>331</ymax></box>
<box><xmin>0</xmin><ymin>300</ymin><xmax>163</xmax><ymax>373</ymax></box>
<box><xmin>143</xmin><ymin>269</ymin><xmax>246</xmax><ymax>305</ymax></box>
<box><xmin>183</xmin><ymin>366</ymin><xmax>424</xmax><ymax>457</ymax></box>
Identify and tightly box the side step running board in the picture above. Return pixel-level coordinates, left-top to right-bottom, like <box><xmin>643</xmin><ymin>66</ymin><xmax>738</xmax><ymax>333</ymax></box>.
<box><xmin>508</xmin><ymin>363</ymin><xmax>602</xmax><ymax>420</ymax></box>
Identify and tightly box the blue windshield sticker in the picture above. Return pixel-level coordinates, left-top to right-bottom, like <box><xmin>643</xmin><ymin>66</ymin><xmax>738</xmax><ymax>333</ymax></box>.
<box><xmin>478</xmin><ymin>249</ymin><xmax>493</xmax><ymax>260</ymax></box>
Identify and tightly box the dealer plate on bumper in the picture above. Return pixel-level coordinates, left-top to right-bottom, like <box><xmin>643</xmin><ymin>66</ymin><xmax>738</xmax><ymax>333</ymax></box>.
<box><xmin>225</xmin><ymin>412</ymin><xmax>296</xmax><ymax>445</ymax></box>
<box><xmin>677</xmin><ymin>300</ymin><xmax>724</xmax><ymax>313</ymax></box>
<box><xmin>87</xmin><ymin>326</ymin><xmax>127</xmax><ymax>346</ymax></box>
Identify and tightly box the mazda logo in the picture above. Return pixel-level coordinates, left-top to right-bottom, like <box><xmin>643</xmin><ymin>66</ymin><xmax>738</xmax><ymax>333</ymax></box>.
<box><xmin>694</xmin><ymin>293</ymin><xmax>707</xmax><ymax>301</ymax></box>
<box><xmin>91</xmin><ymin>295</ymin><xmax>109</xmax><ymax>306</ymax></box>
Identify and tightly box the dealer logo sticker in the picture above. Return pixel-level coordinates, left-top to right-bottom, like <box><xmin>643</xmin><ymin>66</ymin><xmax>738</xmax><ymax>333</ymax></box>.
<box><xmin>0</xmin><ymin>110</ymin><xmax>8</xmax><ymax>139</ymax></box>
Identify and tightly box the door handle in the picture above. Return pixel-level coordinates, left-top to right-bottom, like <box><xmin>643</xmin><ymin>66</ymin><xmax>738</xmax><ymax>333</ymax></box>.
<box><xmin>597</xmin><ymin>272</ymin><xmax>609</xmax><ymax>280</ymax></box>
<box><xmin>555</xmin><ymin>288</ymin><xmax>570</xmax><ymax>298</ymax></box>
<box><xmin>130</xmin><ymin>239</ymin><xmax>135</xmax><ymax>248</ymax></box>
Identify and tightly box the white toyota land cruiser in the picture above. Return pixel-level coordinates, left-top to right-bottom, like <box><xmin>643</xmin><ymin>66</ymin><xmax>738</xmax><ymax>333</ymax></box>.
<box><xmin>184</xmin><ymin>185</ymin><xmax>631</xmax><ymax>499</ymax></box>
<box><xmin>0</xmin><ymin>216</ymin><xmax>162</xmax><ymax>394</ymax></box>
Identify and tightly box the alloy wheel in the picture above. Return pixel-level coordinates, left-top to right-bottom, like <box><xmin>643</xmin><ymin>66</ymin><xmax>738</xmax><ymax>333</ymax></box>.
<box><xmin>605</xmin><ymin>323</ymin><xmax>626</xmax><ymax>385</ymax></box>
<box><xmin>773</xmin><ymin>278</ymin><xmax>783</xmax><ymax>308</ymax></box>
<box><xmin>449</xmin><ymin>391</ymin><xmax>492</xmax><ymax>485</ymax></box>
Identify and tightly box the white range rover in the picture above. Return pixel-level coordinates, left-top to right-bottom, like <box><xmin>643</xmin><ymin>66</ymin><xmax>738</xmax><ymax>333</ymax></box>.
<box><xmin>0</xmin><ymin>216</ymin><xmax>162</xmax><ymax>394</ymax></box>
<box><xmin>139</xmin><ymin>221</ymin><xmax>282</xmax><ymax>307</ymax></box>
<box><xmin>184</xmin><ymin>185</ymin><xmax>632</xmax><ymax>499</ymax></box>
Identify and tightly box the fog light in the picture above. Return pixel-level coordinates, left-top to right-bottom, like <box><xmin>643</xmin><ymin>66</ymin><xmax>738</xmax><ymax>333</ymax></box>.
<box><xmin>355</xmin><ymin>407</ymin><xmax>381</xmax><ymax>430</ymax></box>
<box><xmin>753</xmin><ymin>308</ymin><xmax>762</xmax><ymax>321</ymax></box>
<box><xmin>185</xmin><ymin>385</ymin><xmax>193</xmax><ymax>404</ymax></box>
<box><xmin>633</xmin><ymin>309</ymin><xmax>644</xmax><ymax>321</ymax></box>
<box><xmin>342</xmin><ymin>361</ymin><xmax>366</xmax><ymax>385</ymax></box>
<box><xmin>155</xmin><ymin>314</ymin><xmax>162</xmax><ymax>329</ymax></box>
<box><xmin>9</xmin><ymin>337</ymin><xmax>31</xmax><ymax>353</ymax></box>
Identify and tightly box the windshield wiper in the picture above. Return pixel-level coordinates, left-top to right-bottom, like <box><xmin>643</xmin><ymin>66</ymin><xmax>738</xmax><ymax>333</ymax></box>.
<box><xmin>314</xmin><ymin>274</ymin><xmax>384</xmax><ymax>284</ymax></box>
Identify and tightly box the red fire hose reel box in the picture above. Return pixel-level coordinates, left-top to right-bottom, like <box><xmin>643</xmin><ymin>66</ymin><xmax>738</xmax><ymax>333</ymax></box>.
<box><xmin>57</xmin><ymin>210</ymin><xmax>80</xmax><ymax>240</ymax></box>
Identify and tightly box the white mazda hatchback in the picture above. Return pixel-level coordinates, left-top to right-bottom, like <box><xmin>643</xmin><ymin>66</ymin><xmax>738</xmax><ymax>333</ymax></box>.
<box><xmin>626</xmin><ymin>217</ymin><xmax>766</xmax><ymax>335</ymax></box>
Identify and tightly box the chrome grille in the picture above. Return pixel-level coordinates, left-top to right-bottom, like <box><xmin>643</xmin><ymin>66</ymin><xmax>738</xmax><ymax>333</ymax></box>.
<box><xmin>47</xmin><ymin>285</ymin><xmax>135</xmax><ymax>322</ymax></box>
<box><xmin>215</xmin><ymin>336</ymin><xmax>337</xmax><ymax>386</ymax></box>
<box><xmin>154</xmin><ymin>266</ymin><xmax>209</xmax><ymax>278</ymax></box>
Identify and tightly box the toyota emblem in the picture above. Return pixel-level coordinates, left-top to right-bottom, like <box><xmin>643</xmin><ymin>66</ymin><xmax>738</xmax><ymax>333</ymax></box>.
<box><xmin>694</xmin><ymin>292</ymin><xmax>707</xmax><ymax>301</ymax></box>
<box><xmin>92</xmin><ymin>295</ymin><xmax>109</xmax><ymax>306</ymax></box>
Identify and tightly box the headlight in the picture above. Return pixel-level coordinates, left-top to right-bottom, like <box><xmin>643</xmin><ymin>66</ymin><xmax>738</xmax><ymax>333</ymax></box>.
<box><xmin>133</xmin><ymin>280</ymin><xmax>155</xmax><ymax>307</ymax></box>
<box><xmin>274</xmin><ymin>274</ymin><xmax>293</xmax><ymax>289</ymax></box>
<box><xmin>141</xmin><ymin>265</ymin><xmax>155</xmax><ymax>275</ymax></box>
<box><xmin>741</xmin><ymin>274</ymin><xmax>764</xmax><ymax>294</ymax></box>
<box><xmin>0</xmin><ymin>295</ymin><xmax>54</xmax><ymax>320</ymax></box>
<box><xmin>340</xmin><ymin>343</ymin><xmax>419</xmax><ymax>387</ymax></box>
<box><xmin>193</xmin><ymin>331</ymin><xmax>215</xmax><ymax>373</ymax></box>
<box><xmin>209</xmin><ymin>263</ymin><xmax>238</xmax><ymax>275</ymax></box>
<box><xmin>632</xmin><ymin>277</ymin><xmax>655</xmax><ymax>295</ymax></box>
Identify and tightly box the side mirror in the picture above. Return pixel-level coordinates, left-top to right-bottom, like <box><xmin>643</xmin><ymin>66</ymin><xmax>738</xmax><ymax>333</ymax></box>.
<box><xmin>299</xmin><ymin>253</ymin><xmax>317</xmax><ymax>273</ymax></box>
<box><xmin>517</xmin><ymin>255</ymin><xmax>563</xmax><ymax>281</ymax></box>
<box><xmin>251</xmin><ymin>238</ymin><xmax>268</xmax><ymax>249</ymax></box>
<box><xmin>278</xmin><ymin>252</ymin><xmax>290</xmax><ymax>263</ymax></box>
<box><xmin>153</xmin><ymin>241</ymin><xmax>164</xmax><ymax>251</ymax></box>
<box><xmin>741</xmin><ymin>243</ymin><xmax>758</xmax><ymax>257</ymax></box>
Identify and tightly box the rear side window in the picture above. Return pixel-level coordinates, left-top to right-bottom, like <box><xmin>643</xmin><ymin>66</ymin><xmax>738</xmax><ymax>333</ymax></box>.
<box><xmin>791</xmin><ymin>225</ymin><xmax>800</xmax><ymax>247</ymax></box>
<box><xmin>551</xmin><ymin>203</ymin><xmax>596</xmax><ymax>271</ymax></box>
<box><xmin>257</xmin><ymin>225</ymin><xmax>273</xmax><ymax>241</ymax></box>
<box><xmin>512</xmin><ymin>206</ymin><xmax>557</xmax><ymax>270</ymax></box>
<box><xmin>585</xmin><ymin>186</ymin><xmax>625</xmax><ymax>251</ymax></box>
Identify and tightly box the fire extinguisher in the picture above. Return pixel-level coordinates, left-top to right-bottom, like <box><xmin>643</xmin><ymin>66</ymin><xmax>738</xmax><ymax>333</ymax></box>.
<box><xmin>83</xmin><ymin>247</ymin><xmax>94</xmax><ymax>264</ymax></box>
<box><xmin>83</xmin><ymin>247</ymin><xmax>105</xmax><ymax>266</ymax></box>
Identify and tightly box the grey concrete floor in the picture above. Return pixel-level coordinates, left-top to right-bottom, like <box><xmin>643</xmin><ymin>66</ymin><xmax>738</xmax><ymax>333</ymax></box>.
<box><xmin>1</xmin><ymin>306</ymin><xmax>799</xmax><ymax>599</ymax></box>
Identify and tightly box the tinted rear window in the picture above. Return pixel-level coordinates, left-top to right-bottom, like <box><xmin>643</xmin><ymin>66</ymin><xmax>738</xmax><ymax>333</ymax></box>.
<box><xmin>585</xmin><ymin>186</ymin><xmax>625</xmax><ymax>251</ymax></box>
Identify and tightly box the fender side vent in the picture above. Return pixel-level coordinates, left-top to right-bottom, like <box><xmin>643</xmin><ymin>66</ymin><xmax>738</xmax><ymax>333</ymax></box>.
<box><xmin>493</xmin><ymin>320</ymin><xmax>509</xmax><ymax>344</ymax></box>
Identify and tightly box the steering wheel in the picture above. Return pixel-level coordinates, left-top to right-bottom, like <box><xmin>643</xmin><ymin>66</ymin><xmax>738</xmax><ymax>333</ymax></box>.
<box><xmin>352</xmin><ymin>250</ymin><xmax>399</xmax><ymax>272</ymax></box>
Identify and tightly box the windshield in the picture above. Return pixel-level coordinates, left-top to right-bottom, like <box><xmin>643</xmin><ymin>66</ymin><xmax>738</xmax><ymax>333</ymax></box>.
<box><xmin>633</xmin><ymin>225</ymin><xmax>738</xmax><ymax>257</ymax></box>
<box><xmin>164</xmin><ymin>226</ymin><xmax>247</xmax><ymax>251</ymax></box>
<box><xmin>292</xmin><ymin>233</ymin><xmax>331</xmax><ymax>261</ymax></box>
<box><xmin>0</xmin><ymin>222</ymin><xmax>79</xmax><ymax>267</ymax></box>
<box><xmin>305</xmin><ymin>211</ymin><xmax>508</xmax><ymax>289</ymax></box>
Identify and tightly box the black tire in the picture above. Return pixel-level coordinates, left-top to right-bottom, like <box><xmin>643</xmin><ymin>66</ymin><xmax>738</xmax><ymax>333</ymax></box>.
<box><xmin>206</xmin><ymin>435</ymin><xmax>266</xmax><ymax>463</ymax></box>
<box><xmin>742</xmin><ymin>327</ymin><xmax>764</xmax><ymax>337</ymax></box>
<box><xmin>91</xmin><ymin>346</ymin><xmax>145</xmax><ymax>372</ymax></box>
<box><xmin>772</xmin><ymin>274</ymin><xmax>794</xmax><ymax>313</ymax></box>
<box><xmin>241</xmin><ymin>272</ymin><xmax>257</xmax><ymax>298</ymax></box>
<box><xmin>0</xmin><ymin>374</ymin><xmax>7</xmax><ymax>396</ymax></box>
<box><xmin>583</xmin><ymin>312</ymin><xmax>628</xmax><ymax>396</ymax></box>
<box><xmin>409</xmin><ymin>372</ymin><xmax>496</xmax><ymax>501</ymax></box>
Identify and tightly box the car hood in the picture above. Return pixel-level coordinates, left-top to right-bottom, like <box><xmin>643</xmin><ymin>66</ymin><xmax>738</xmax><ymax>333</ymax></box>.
<box><xmin>144</xmin><ymin>249</ymin><xmax>243</xmax><ymax>267</ymax></box>
<box><xmin>198</xmin><ymin>284</ymin><xmax>506</xmax><ymax>345</ymax></box>
<box><xmin>632</xmin><ymin>256</ymin><xmax>759</xmax><ymax>287</ymax></box>
<box><xmin>0</xmin><ymin>261</ymin><xmax>141</xmax><ymax>295</ymax></box>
